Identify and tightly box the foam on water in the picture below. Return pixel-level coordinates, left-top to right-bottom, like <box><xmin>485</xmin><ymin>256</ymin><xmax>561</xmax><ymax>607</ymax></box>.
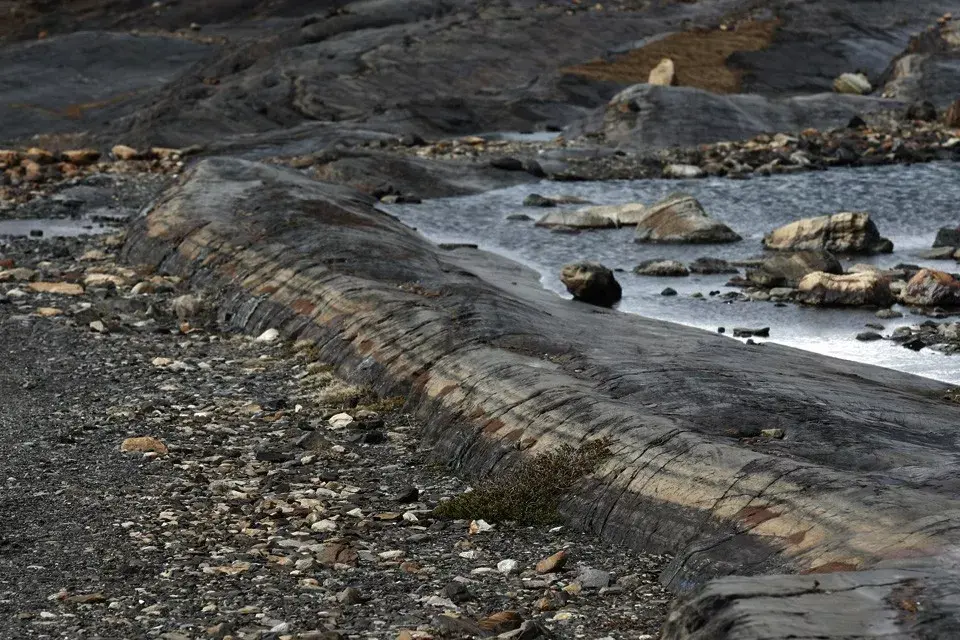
<box><xmin>382</xmin><ymin>162</ymin><xmax>960</xmax><ymax>383</ymax></box>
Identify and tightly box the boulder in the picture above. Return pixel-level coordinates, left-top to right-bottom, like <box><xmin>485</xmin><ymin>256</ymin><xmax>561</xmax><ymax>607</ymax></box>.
<box><xmin>539</xmin><ymin>203</ymin><xmax>648</xmax><ymax>228</ymax></box>
<box><xmin>634</xmin><ymin>194</ymin><xmax>741</xmax><ymax>244</ymax></box>
<box><xmin>747</xmin><ymin>250</ymin><xmax>843</xmax><ymax>288</ymax></box>
<box><xmin>560</xmin><ymin>262</ymin><xmax>622</xmax><ymax>307</ymax></box>
<box><xmin>689</xmin><ymin>257</ymin><xmax>738</xmax><ymax>274</ymax></box>
<box><xmin>536</xmin><ymin>210</ymin><xmax>618</xmax><ymax>229</ymax></box>
<box><xmin>833</xmin><ymin>72</ymin><xmax>872</xmax><ymax>95</ymax></box>
<box><xmin>900</xmin><ymin>269</ymin><xmax>960</xmax><ymax>307</ymax></box>
<box><xmin>648</xmin><ymin>58</ymin><xmax>675</xmax><ymax>86</ymax></box>
<box><xmin>947</xmin><ymin>98</ymin><xmax>960</xmax><ymax>127</ymax></box>
<box><xmin>61</xmin><ymin>149</ymin><xmax>101</xmax><ymax>165</ymax></box>
<box><xmin>763</xmin><ymin>212</ymin><xmax>893</xmax><ymax>254</ymax></box>
<box><xmin>111</xmin><ymin>144</ymin><xmax>141</xmax><ymax>161</ymax></box>
<box><xmin>797</xmin><ymin>271</ymin><xmax>894</xmax><ymax>307</ymax></box>
<box><xmin>933</xmin><ymin>227</ymin><xmax>960</xmax><ymax>248</ymax></box>
<box><xmin>634</xmin><ymin>259</ymin><xmax>689</xmax><ymax>277</ymax></box>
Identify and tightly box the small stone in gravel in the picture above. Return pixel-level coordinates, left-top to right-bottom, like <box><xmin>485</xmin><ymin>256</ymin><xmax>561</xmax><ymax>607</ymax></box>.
<box><xmin>761</xmin><ymin>428</ymin><xmax>785</xmax><ymax>439</ymax></box>
<box><xmin>64</xmin><ymin>592</ymin><xmax>106</xmax><ymax>604</ymax></box>
<box><xmin>469</xmin><ymin>519</ymin><xmax>494</xmax><ymax>534</ymax></box>
<box><xmin>535</xmin><ymin>549</ymin><xmax>568</xmax><ymax>574</ymax></box>
<box><xmin>478</xmin><ymin>610</ymin><xmax>523</xmax><ymax>634</ymax></box>
<box><xmin>576</xmin><ymin>567</ymin><xmax>612</xmax><ymax>589</ymax></box>
<box><xmin>120</xmin><ymin>436</ymin><xmax>168</xmax><ymax>455</ymax></box>
<box><xmin>328</xmin><ymin>412</ymin><xmax>354</xmax><ymax>429</ymax></box>
<box><xmin>337</xmin><ymin>587</ymin><xmax>364</xmax><ymax>604</ymax></box>
<box><xmin>498</xmin><ymin>559</ymin><xmax>519</xmax><ymax>575</ymax></box>
<box><xmin>443</xmin><ymin>581</ymin><xmax>473</xmax><ymax>603</ymax></box>
<box><xmin>316</xmin><ymin>542</ymin><xmax>358</xmax><ymax>567</ymax></box>
<box><xmin>256</xmin><ymin>328</ymin><xmax>280</xmax><ymax>342</ymax></box>
<box><xmin>28</xmin><ymin>281</ymin><xmax>84</xmax><ymax>296</ymax></box>
<box><xmin>393</xmin><ymin>485</ymin><xmax>419</xmax><ymax>503</ymax></box>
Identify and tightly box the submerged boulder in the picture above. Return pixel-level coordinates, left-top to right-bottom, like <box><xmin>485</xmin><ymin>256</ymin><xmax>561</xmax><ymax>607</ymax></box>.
<box><xmin>763</xmin><ymin>212</ymin><xmax>893</xmax><ymax>254</ymax></box>
<box><xmin>688</xmin><ymin>257</ymin><xmax>738</xmax><ymax>274</ymax></box>
<box><xmin>523</xmin><ymin>193</ymin><xmax>593</xmax><ymax>207</ymax></box>
<box><xmin>560</xmin><ymin>262</ymin><xmax>622</xmax><ymax>307</ymax></box>
<box><xmin>536</xmin><ymin>210</ymin><xmax>618</xmax><ymax>229</ymax></box>
<box><xmin>537</xmin><ymin>203</ymin><xmax>646</xmax><ymax>228</ymax></box>
<box><xmin>634</xmin><ymin>259</ymin><xmax>689</xmax><ymax>277</ymax></box>
<box><xmin>900</xmin><ymin>269</ymin><xmax>960</xmax><ymax>307</ymax></box>
<box><xmin>747</xmin><ymin>250</ymin><xmax>843</xmax><ymax>288</ymax></box>
<box><xmin>797</xmin><ymin>271</ymin><xmax>894</xmax><ymax>307</ymax></box>
<box><xmin>634</xmin><ymin>194</ymin><xmax>741</xmax><ymax>244</ymax></box>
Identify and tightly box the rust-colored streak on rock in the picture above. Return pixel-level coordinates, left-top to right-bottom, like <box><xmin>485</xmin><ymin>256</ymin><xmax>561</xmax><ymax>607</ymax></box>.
<box><xmin>256</xmin><ymin>285</ymin><xmax>278</xmax><ymax>295</ymax></box>
<box><xmin>784</xmin><ymin>530</ymin><xmax>807</xmax><ymax>545</ymax></box>
<box><xmin>482</xmin><ymin>419</ymin><xmax>505</xmax><ymax>434</ymax></box>
<box><xmin>437</xmin><ymin>384</ymin><xmax>459</xmax><ymax>398</ymax></box>
<box><xmin>502</xmin><ymin>428</ymin><xmax>524</xmax><ymax>442</ymax></box>
<box><xmin>802</xmin><ymin>561</ymin><xmax>860</xmax><ymax>574</ymax></box>
<box><xmin>290</xmin><ymin>298</ymin><xmax>316</xmax><ymax>315</ymax></box>
<box><xmin>735</xmin><ymin>505</ymin><xmax>780</xmax><ymax>527</ymax></box>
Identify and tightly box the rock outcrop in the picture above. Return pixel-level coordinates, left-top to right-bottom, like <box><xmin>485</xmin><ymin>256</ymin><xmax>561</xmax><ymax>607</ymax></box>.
<box><xmin>123</xmin><ymin>158</ymin><xmax>960</xmax><ymax>640</ymax></box>
<box><xmin>634</xmin><ymin>259</ymin><xmax>689</xmax><ymax>277</ymax></box>
<box><xmin>634</xmin><ymin>194</ymin><xmax>741</xmax><ymax>244</ymax></box>
<box><xmin>574</xmin><ymin>84</ymin><xmax>905</xmax><ymax>151</ymax></box>
<box><xmin>763</xmin><ymin>212</ymin><xmax>893</xmax><ymax>254</ymax></box>
<box><xmin>797</xmin><ymin>271</ymin><xmax>894</xmax><ymax>307</ymax></box>
<box><xmin>560</xmin><ymin>262</ymin><xmax>622</xmax><ymax>307</ymax></box>
<box><xmin>900</xmin><ymin>268</ymin><xmax>960</xmax><ymax>307</ymax></box>
<box><xmin>747</xmin><ymin>250</ymin><xmax>843</xmax><ymax>288</ymax></box>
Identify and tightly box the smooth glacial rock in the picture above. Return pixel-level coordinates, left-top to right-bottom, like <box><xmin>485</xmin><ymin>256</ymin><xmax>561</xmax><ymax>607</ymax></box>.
<box><xmin>123</xmin><ymin>158</ymin><xmax>960</xmax><ymax>639</ymax></box>
<box><xmin>747</xmin><ymin>250</ymin><xmax>843</xmax><ymax>288</ymax></box>
<box><xmin>763</xmin><ymin>212</ymin><xmax>893</xmax><ymax>254</ymax></box>
<box><xmin>634</xmin><ymin>194</ymin><xmax>741</xmax><ymax>244</ymax></box>
<box><xmin>797</xmin><ymin>271</ymin><xmax>894</xmax><ymax>307</ymax></box>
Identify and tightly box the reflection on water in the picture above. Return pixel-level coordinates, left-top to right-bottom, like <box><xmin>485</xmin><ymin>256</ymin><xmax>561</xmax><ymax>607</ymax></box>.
<box><xmin>0</xmin><ymin>218</ymin><xmax>113</xmax><ymax>238</ymax></box>
<box><xmin>383</xmin><ymin>162</ymin><xmax>960</xmax><ymax>383</ymax></box>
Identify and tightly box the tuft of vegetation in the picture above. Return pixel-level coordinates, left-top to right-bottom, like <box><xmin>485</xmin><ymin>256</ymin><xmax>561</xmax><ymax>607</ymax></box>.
<box><xmin>361</xmin><ymin>395</ymin><xmax>407</xmax><ymax>413</ymax></box>
<box><xmin>434</xmin><ymin>438</ymin><xmax>615</xmax><ymax>525</ymax></box>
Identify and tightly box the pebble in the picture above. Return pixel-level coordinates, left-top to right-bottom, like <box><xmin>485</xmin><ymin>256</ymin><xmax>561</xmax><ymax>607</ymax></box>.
<box><xmin>256</xmin><ymin>328</ymin><xmax>280</xmax><ymax>342</ymax></box>
<box><xmin>498</xmin><ymin>559</ymin><xmax>519</xmax><ymax>575</ymax></box>
<box><xmin>535</xmin><ymin>549</ymin><xmax>568</xmax><ymax>574</ymax></box>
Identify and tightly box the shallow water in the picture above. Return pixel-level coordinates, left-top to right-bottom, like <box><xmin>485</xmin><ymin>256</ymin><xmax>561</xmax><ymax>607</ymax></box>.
<box><xmin>0</xmin><ymin>218</ymin><xmax>114</xmax><ymax>238</ymax></box>
<box><xmin>382</xmin><ymin>162</ymin><xmax>960</xmax><ymax>384</ymax></box>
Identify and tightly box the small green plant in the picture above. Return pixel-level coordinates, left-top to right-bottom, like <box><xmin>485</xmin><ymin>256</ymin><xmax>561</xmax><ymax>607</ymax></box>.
<box><xmin>434</xmin><ymin>438</ymin><xmax>614</xmax><ymax>525</ymax></box>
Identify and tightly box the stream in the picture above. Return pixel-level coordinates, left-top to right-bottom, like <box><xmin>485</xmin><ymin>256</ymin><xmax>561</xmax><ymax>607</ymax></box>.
<box><xmin>382</xmin><ymin>162</ymin><xmax>960</xmax><ymax>384</ymax></box>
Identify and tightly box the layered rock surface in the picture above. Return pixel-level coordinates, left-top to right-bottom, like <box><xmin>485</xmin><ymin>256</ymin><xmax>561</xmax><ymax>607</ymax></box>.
<box><xmin>123</xmin><ymin>158</ymin><xmax>960</xmax><ymax>638</ymax></box>
<box><xmin>763</xmin><ymin>212</ymin><xmax>893</xmax><ymax>254</ymax></box>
